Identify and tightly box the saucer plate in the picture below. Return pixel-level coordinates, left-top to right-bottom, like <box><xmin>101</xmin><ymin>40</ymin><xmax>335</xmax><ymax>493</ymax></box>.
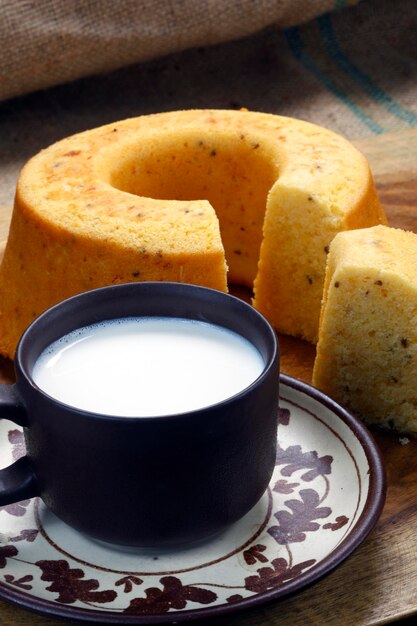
<box><xmin>0</xmin><ymin>375</ymin><xmax>385</xmax><ymax>623</ymax></box>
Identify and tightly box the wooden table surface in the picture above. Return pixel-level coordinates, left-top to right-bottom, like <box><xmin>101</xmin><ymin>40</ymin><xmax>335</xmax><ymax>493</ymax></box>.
<box><xmin>0</xmin><ymin>129</ymin><xmax>417</xmax><ymax>625</ymax></box>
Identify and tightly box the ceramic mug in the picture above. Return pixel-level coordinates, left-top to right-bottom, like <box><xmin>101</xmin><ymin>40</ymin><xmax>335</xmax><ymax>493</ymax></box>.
<box><xmin>0</xmin><ymin>282</ymin><xmax>279</xmax><ymax>547</ymax></box>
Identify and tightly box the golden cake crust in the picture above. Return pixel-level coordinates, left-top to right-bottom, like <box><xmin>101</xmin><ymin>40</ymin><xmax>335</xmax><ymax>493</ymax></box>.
<box><xmin>0</xmin><ymin>109</ymin><xmax>386</xmax><ymax>357</ymax></box>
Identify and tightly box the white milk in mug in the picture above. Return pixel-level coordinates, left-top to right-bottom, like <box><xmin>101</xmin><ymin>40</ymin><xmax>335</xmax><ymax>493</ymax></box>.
<box><xmin>32</xmin><ymin>317</ymin><xmax>265</xmax><ymax>417</ymax></box>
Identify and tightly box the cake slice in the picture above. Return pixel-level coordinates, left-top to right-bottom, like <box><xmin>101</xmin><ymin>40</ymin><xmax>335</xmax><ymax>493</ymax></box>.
<box><xmin>313</xmin><ymin>225</ymin><xmax>417</xmax><ymax>434</ymax></box>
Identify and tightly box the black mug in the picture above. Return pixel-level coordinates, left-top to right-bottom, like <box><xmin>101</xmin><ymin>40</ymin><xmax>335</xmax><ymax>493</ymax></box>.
<box><xmin>0</xmin><ymin>282</ymin><xmax>279</xmax><ymax>547</ymax></box>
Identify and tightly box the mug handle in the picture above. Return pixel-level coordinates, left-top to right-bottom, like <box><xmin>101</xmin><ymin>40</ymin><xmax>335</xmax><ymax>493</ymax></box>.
<box><xmin>0</xmin><ymin>384</ymin><xmax>39</xmax><ymax>505</ymax></box>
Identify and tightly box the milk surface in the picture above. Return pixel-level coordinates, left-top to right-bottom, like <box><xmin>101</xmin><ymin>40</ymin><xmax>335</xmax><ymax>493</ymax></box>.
<box><xmin>33</xmin><ymin>317</ymin><xmax>264</xmax><ymax>416</ymax></box>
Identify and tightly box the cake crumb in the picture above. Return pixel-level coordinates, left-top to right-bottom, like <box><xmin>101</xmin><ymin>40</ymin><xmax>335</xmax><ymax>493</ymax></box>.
<box><xmin>399</xmin><ymin>436</ymin><xmax>410</xmax><ymax>446</ymax></box>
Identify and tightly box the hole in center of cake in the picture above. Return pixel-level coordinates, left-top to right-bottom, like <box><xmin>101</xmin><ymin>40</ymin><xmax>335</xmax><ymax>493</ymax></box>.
<box><xmin>106</xmin><ymin>132</ymin><xmax>278</xmax><ymax>287</ymax></box>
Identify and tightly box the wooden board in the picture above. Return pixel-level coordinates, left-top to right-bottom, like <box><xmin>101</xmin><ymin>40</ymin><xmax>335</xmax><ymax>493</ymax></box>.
<box><xmin>0</xmin><ymin>130</ymin><xmax>417</xmax><ymax>625</ymax></box>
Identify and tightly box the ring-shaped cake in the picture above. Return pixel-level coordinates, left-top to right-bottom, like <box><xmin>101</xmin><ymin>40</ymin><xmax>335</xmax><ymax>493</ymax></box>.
<box><xmin>0</xmin><ymin>109</ymin><xmax>387</xmax><ymax>357</ymax></box>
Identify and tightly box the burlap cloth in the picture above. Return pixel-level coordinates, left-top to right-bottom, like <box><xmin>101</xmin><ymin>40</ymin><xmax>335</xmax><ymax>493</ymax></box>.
<box><xmin>0</xmin><ymin>0</ymin><xmax>416</xmax><ymax>207</ymax></box>
<box><xmin>1</xmin><ymin>0</ymin><xmax>360</xmax><ymax>103</ymax></box>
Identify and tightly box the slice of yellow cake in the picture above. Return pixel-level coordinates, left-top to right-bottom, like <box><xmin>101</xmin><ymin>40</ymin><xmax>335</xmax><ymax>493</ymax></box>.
<box><xmin>0</xmin><ymin>109</ymin><xmax>386</xmax><ymax>358</ymax></box>
<box><xmin>313</xmin><ymin>225</ymin><xmax>417</xmax><ymax>434</ymax></box>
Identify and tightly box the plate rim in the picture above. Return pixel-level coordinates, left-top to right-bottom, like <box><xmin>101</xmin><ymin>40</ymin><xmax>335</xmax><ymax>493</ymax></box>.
<box><xmin>0</xmin><ymin>373</ymin><xmax>386</xmax><ymax>624</ymax></box>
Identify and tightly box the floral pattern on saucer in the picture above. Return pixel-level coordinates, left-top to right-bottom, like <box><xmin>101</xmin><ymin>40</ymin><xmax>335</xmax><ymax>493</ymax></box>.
<box><xmin>0</xmin><ymin>377</ymin><xmax>384</xmax><ymax>623</ymax></box>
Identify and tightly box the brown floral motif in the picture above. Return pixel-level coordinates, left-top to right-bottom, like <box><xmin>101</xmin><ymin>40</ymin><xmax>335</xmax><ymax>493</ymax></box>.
<box><xmin>8</xmin><ymin>429</ymin><xmax>25</xmax><ymax>461</ymax></box>
<box><xmin>9</xmin><ymin>529</ymin><xmax>38</xmax><ymax>543</ymax></box>
<box><xmin>268</xmin><ymin>488</ymin><xmax>331</xmax><ymax>544</ymax></box>
<box><xmin>275</xmin><ymin>443</ymin><xmax>333</xmax><ymax>481</ymax></box>
<box><xmin>226</xmin><ymin>594</ymin><xmax>244</xmax><ymax>603</ymax></box>
<box><xmin>323</xmin><ymin>515</ymin><xmax>349</xmax><ymax>531</ymax></box>
<box><xmin>1</xmin><ymin>499</ymin><xmax>31</xmax><ymax>517</ymax></box>
<box><xmin>115</xmin><ymin>575</ymin><xmax>143</xmax><ymax>593</ymax></box>
<box><xmin>278</xmin><ymin>408</ymin><xmax>291</xmax><ymax>425</ymax></box>
<box><xmin>273</xmin><ymin>479</ymin><xmax>299</xmax><ymax>494</ymax></box>
<box><xmin>244</xmin><ymin>557</ymin><xmax>316</xmax><ymax>593</ymax></box>
<box><xmin>243</xmin><ymin>544</ymin><xmax>268</xmax><ymax>565</ymax></box>
<box><xmin>124</xmin><ymin>576</ymin><xmax>217</xmax><ymax>615</ymax></box>
<box><xmin>35</xmin><ymin>560</ymin><xmax>117</xmax><ymax>604</ymax></box>
<box><xmin>0</xmin><ymin>545</ymin><xmax>18</xmax><ymax>568</ymax></box>
<box><xmin>4</xmin><ymin>574</ymin><xmax>33</xmax><ymax>590</ymax></box>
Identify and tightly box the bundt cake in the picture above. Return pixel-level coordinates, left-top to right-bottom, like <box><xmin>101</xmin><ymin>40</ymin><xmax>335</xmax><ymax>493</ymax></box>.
<box><xmin>313</xmin><ymin>225</ymin><xmax>417</xmax><ymax>434</ymax></box>
<box><xmin>0</xmin><ymin>109</ymin><xmax>386</xmax><ymax>358</ymax></box>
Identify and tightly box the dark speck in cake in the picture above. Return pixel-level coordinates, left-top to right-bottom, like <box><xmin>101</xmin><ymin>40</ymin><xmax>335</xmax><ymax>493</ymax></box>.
<box><xmin>63</xmin><ymin>150</ymin><xmax>81</xmax><ymax>157</ymax></box>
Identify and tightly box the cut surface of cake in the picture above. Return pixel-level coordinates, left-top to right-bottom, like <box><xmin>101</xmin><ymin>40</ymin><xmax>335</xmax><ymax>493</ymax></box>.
<box><xmin>0</xmin><ymin>109</ymin><xmax>386</xmax><ymax>358</ymax></box>
<box><xmin>313</xmin><ymin>225</ymin><xmax>417</xmax><ymax>434</ymax></box>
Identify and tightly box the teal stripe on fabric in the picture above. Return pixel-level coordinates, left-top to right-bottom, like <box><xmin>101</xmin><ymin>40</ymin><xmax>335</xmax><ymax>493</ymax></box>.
<box><xmin>318</xmin><ymin>14</ymin><xmax>417</xmax><ymax>126</ymax></box>
<box><xmin>285</xmin><ymin>27</ymin><xmax>384</xmax><ymax>134</ymax></box>
<box><xmin>333</xmin><ymin>0</ymin><xmax>347</xmax><ymax>9</ymax></box>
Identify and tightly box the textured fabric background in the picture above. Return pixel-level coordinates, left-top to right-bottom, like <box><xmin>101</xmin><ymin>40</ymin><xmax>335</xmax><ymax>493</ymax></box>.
<box><xmin>0</xmin><ymin>0</ymin><xmax>416</xmax><ymax>208</ymax></box>
<box><xmin>0</xmin><ymin>0</ymin><xmax>358</xmax><ymax>102</ymax></box>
